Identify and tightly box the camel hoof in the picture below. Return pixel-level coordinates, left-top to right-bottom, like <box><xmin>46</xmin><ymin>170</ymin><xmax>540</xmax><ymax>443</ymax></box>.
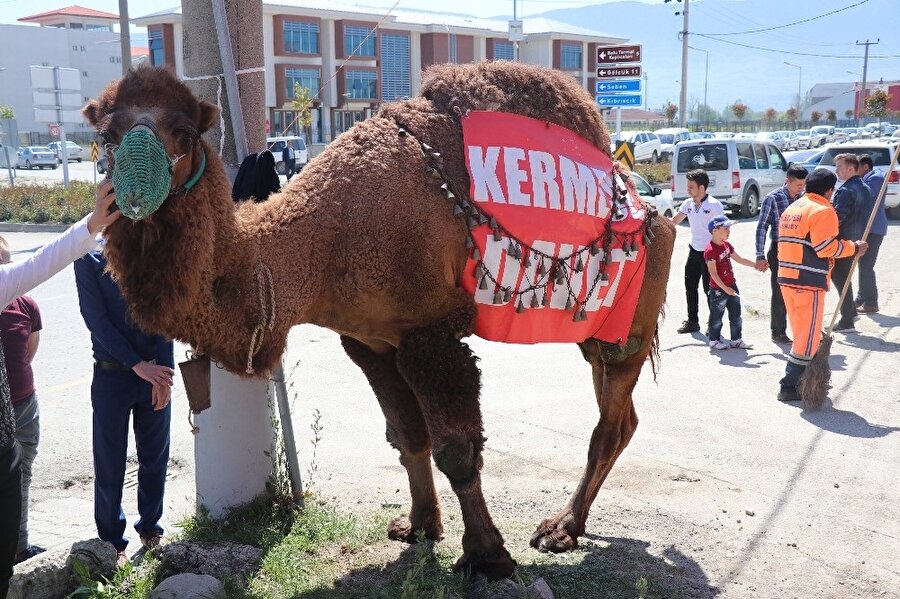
<box><xmin>530</xmin><ymin>526</ymin><xmax>578</xmax><ymax>553</ymax></box>
<box><xmin>387</xmin><ymin>515</ymin><xmax>443</xmax><ymax>544</ymax></box>
<box><xmin>452</xmin><ymin>546</ymin><xmax>517</xmax><ymax>581</ymax></box>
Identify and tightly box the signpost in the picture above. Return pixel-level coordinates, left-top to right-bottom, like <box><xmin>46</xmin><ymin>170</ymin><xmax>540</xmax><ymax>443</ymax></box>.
<box><xmin>91</xmin><ymin>141</ymin><xmax>99</xmax><ymax>184</ymax></box>
<box><xmin>614</xmin><ymin>141</ymin><xmax>636</xmax><ymax>170</ymax></box>
<box><xmin>595</xmin><ymin>44</ymin><xmax>645</xmax><ymax>155</ymax></box>
<box><xmin>595</xmin><ymin>80</ymin><xmax>641</xmax><ymax>94</ymax></box>
<box><xmin>30</xmin><ymin>65</ymin><xmax>82</xmax><ymax>188</ymax></box>
<box><xmin>597</xmin><ymin>66</ymin><xmax>642</xmax><ymax>79</ymax></box>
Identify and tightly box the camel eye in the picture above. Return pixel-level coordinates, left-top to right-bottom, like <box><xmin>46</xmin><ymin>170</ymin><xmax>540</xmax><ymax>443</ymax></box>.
<box><xmin>173</xmin><ymin>128</ymin><xmax>195</xmax><ymax>146</ymax></box>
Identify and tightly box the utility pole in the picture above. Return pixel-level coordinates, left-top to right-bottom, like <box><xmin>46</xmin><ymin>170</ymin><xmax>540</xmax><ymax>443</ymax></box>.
<box><xmin>856</xmin><ymin>39</ymin><xmax>879</xmax><ymax>124</ymax></box>
<box><xmin>118</xmin><ymin>0</ymin><xmax>131</xmax><ymax>73</ymax></box>
<box><xmin>678</xmin><ymin>0</ymin><xmax>689</xmax><ymax>127</ymax></box>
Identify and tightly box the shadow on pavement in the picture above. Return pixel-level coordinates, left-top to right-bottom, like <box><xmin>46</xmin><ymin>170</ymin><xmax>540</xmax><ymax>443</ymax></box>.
<box><xmin>795</xmin><ymin>399</ymin><xmax>900</xmax><ymax>438</ymax></box>
<box><xmin>834</xmin><ymin>331</ymin><xmax>900</xmax><ymax>352</ymax></box>
<box><xmin>865</xmin><ymin>312</ymin><xmax>900</xmax><ymax>329</ymax></box>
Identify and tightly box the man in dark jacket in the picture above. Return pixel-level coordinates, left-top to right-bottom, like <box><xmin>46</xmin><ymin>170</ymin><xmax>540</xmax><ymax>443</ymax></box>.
<box><xmin>830</xmin><ymin>153</ymin><xmax>872</xmax><ymax>332</ymax></box>
<box><xmin>281</xmin><ymin>143</ymin><xmax>296</xmax><ymax>181</ymax></box>
<box><xmin>855</xmin><ymin>154</ymin><xmax>887</xmax><ymax>313</ymax></box>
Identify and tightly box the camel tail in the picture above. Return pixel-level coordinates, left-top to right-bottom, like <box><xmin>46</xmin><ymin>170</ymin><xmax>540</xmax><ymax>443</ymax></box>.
<box><xmin>648</xmin><ymin>300</ymin><xmax>666</xmax><ymax>382</ymax></box>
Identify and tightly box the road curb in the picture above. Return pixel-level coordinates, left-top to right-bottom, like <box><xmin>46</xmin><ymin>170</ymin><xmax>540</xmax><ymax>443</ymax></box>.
<box><xmin>0</xmin><ymin>223</ymin><xmax>69</xmax><ymax>233</ymax></box>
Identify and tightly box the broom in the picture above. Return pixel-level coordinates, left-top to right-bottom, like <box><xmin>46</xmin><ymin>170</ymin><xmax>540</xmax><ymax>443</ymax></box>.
<box><xmin>798</xmin><ymin>144</ymin><xmax>900</xmax><ymax>410</ymax></box>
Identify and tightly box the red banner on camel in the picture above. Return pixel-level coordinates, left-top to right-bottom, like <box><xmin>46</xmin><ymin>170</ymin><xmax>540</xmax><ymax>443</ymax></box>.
<box><xmin>461</xmin><ymin>111</ymin><xmax>647</xmax><ymax>344</ymax></box>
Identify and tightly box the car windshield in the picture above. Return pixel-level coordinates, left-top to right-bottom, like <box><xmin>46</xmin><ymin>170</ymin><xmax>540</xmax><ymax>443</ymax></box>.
<box><xmin>796</xmin><ymin>130</ymin><xmax>810</xmax><ymax>136</ymax></box>
<box><xmin>844</xmin><ymin>128</ymin><xmax>858</xmax><ymax>134</ymax></box>
<box><xmin>676</xmin><ymin>143</ymin><xmax>728</xmax><ymax>172</ymax></box>
<box><xmin>812</xmin><ymin>127</ymin><xmax>828</xmax><ymax>133</ymax></box>
<box><xmin>656</xmin><ymin>134</ymin><xmax>674</xmax><ymax>144</ymax></box>
<box><xmin>819</xmin><ymin>146</ymin><xmax>895</xmax><ymax>166</ymax></box>
<box><xmin>32</xmin><ymin>147</ymin><xmax>52</xmax><ymax>152</ymax></box>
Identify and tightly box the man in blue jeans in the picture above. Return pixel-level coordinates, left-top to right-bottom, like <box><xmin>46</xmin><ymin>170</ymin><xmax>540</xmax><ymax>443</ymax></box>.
<box><xmin>74</xmin><ymin>247</ymin><xmax>174</xmax><ymax>565</ymax></box>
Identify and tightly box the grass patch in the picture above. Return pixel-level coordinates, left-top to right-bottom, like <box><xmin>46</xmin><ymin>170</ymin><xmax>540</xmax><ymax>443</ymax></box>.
<box><xmin>0</xmin><ymin>181</ymin><xmax>95</xmax><ymax>223</ymax></box>
<box><xmin>634</xmin><ymin>162</ymin><xmax>672</xmax><ymax>185</ymax></box>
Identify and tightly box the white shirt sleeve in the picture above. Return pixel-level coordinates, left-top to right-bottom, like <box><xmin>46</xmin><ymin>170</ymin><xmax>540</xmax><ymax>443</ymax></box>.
<box><xmin>0</xmin><ymin>215</ymin><xmax>98</xmax><ymax>306</ymax></box>
<box><xmin>679</xmin><ymin>201</ymin><xmax>690</xmax><ymax>216</ymax></box>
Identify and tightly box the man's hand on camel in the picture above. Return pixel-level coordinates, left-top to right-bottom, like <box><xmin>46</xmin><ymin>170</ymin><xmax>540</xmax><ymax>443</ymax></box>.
<box><xmin>151</xmin><ymin>382</ymin><xmax>172</xmax><ymax>411</ymax></box>
<box><xmin>87</xmin><ymin>180</ymin><xmax>122</xmax><ymax>235</ymax></box>
<box><xmin>133</xmin><ymin>361</ymin><xmax>175</xmax><ymax>389</ymax></box>
<box><xmin>754</xmin><ymin>258</ymin><xmax>768</xmax><ymax>272</ymax></box>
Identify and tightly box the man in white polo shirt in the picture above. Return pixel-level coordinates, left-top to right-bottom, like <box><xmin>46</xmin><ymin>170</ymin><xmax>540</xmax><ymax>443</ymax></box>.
<box><xmin>671</xmin><ymin>169</ymin><xmax>725</xmax><ymax>333</ymax></box>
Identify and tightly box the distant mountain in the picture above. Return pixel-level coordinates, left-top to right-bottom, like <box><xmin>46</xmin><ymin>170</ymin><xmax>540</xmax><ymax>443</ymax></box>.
<box><xmin>524</xmin><ymin>0</ymin><xmax>899</xmax><ymax>114</ymax></box>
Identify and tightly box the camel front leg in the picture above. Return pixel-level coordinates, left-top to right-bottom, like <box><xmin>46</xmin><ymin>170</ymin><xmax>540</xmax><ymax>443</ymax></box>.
<box><xmin>340</xmin><ymin>336</ymin><xmax>443</xmax><ymax>543</ymax></box>
<box><xmin>396</xmin><ymin>305</ymin><xmax>516</xmax><ymax>581</ymax></box>
<box><xmin>530</xmin><ymin>341</ymin><xmax>642</xmax><ymax>553</ymax></box>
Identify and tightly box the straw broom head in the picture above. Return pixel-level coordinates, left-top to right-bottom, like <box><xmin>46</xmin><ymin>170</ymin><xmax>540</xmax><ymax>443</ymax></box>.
<box><xmin>798</xmin><ymin>334</ymin><xmax>833</xmax><ymax>410</ymax></box>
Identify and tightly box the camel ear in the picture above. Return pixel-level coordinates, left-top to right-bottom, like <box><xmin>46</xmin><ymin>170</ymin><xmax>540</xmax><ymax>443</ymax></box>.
<box><xmin>198</xmin><ymin>100</ymin><xmax>219</xmax><ymax>134</ymax></box>
<box><xmin>82</xmin><ymin>100</ymin><xmax>102</xmax><ymax>126</ymax></box>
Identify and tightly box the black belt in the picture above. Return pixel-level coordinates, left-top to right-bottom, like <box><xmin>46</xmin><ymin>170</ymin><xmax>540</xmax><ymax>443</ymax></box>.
<box><xmin>95</xmin><ymin>358</ymin><xmax>155</xmax><ymax>371</ymax></box>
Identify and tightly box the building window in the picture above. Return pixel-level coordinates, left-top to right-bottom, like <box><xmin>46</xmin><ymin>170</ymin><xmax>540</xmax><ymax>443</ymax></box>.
<box><xmin>345</xmin><ymin>71</ymin><xmax>377</xmax><ymax>99</ymax></box>
<box><xmin>332</xmin><ymin>109</ymin><xmax>367</xmax><ymax>137</ymax></box>
<box><xmin>80</xmin><ymin>45</ymin><xmax>86</xmax><ymax>51</ymax></box>
<box><xmin>380</xmin><ymin>34</ymin><xmax>410</xmax><ymax>101</ymax></box>
<box><xmin>109</xmin><ymin>56</ymin><xmax>121</xmax><ymax>64</ymax></box>
<box><xmin>82</xmin><ymin>70</ymin><xmax>88</xmax><ymax>77</ymax></box>
<box><xmin>285</xmin><ymin>68</ymin><xmax>320</xmax><ymax>101</ymax></box>
<box><xmin>560</xmin><ymin>43</ymin><xmax>582</xmax><ymax>70</ymax></box>
<box><xmin>449</xmin><ymin>34</ymin><xmax>458</xmax><ymax>63</ymax></box>
<box><xmin>86</xmin><ymin>24</ymin><xmax>111</xmax><ymax>31</ymax></box>
<box><xmin>283</xmin><ymin>20</ymin><xmax>318</xmax><ymax>54</ymax></box>
<box><xmin>70</xmin><ymin>23</ymin><xmax>83</xmax><ymax>29</ymax></box>
<box><xmin>149</xmin><ymin>29</ymin><xmax>165</xmax><ymax>66</ymax></box>
<box><xmin>345</xmin><ymin>25</ymin><xmax>375</xmax><ymax>57</ymax></box>
<box><xmin>493</xmin><ymin>41</ymin><xmax>514</xmax><ymax>60</ymax></box>
<box><xmin>72</xmin><ymin>44</ymin><xmax>79</xmax><ymax>51</ymax></box>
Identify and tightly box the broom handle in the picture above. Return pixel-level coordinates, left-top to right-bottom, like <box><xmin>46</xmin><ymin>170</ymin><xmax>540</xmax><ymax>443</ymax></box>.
<box><xmin>826</xmin><ymin>144</ymin><xmax>900</xmax><ymax>333</ymax></box>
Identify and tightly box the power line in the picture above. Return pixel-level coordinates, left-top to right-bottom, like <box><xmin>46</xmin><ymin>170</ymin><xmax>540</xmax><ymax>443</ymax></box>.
<box><xmin>696</xmin><ymin>0</ymin><xmax>869</xmax><ymax>36</ymax></box>
<box><xmin>691</xmin><ymin>33</ymin><xmax>900</xmax><ymax>59</ymax></box>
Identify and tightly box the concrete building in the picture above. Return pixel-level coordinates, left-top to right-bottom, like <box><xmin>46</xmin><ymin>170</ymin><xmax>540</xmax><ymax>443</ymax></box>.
<box><xmin>803</xmin><ymin>79</ymin><xmax>900</xmax><ymax>122</ymax></box>
<box><xmin>0</xmin><ymin>6</ymin><xmax>127</xmax><ymax>143</ymax></box>
<box><xmin>131</xmin><ymin>0</ymin><xmax>627</xmax><ymax>152</ymax></box>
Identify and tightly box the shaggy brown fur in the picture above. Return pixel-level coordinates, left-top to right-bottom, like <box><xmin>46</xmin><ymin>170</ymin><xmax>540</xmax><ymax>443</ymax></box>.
<box><xmin>84</xmin><ymin>61</ymin><xmax>675</xmax><ymax>580</ymax></box>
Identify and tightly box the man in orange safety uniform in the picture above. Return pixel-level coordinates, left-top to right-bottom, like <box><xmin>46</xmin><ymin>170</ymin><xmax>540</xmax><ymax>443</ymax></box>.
<box><xmin>776</xmin><ymin>169</ymin><xmax>868</xmax><ymax>402</ymax></box>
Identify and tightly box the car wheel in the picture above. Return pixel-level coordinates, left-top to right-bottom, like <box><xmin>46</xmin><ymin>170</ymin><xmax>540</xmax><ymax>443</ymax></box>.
<box><xmin>77</xmin><ymin>158</ymin><xmax>82</xmax><ymax>163</ymax></box>
<box><xmin>741</xmin><ymin>188</ymin><xmax>760</xmax><ymax>218</ymax></box>
<box><xmin>651</xmin><ymin>150</ymin><xmax>659</xmax><ymax>163</ymax></box>
<box><xmin>25</xmin><ymin>160</ymin><xmax>32</xmax><ymax>170</ymax></box>
<box><xmin>52</xmin><ymin>164</ymin><xmax>58</xmax><ymax>170</ymax></box>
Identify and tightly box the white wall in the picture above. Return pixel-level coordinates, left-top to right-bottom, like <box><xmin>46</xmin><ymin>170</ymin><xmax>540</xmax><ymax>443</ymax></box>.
<box><xmin>0</xmin><ymin>24</ymin><xmax>123</xmax><ymax>139</ymax></box>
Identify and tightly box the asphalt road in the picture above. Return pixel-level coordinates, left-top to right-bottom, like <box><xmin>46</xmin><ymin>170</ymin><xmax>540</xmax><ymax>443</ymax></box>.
<box><xmin>4</xmin><ymin>216</ymin><xmax>899</xmax><ymax>596</ymax></box>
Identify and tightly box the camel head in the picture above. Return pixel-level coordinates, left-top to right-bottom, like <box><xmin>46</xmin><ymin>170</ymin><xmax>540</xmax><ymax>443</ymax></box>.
<box><xmin>83</xmin><ymin>65</ymin><xmax>219</xmax><ymax>219</ymax></box>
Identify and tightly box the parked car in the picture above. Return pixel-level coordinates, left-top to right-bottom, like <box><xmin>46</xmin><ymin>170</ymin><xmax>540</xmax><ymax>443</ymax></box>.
<box><xmin>809</xmin><ymin>126</ymin><xmax>835</xmax><ymax>147</ymax></box>
<box><xmin>266</xmin><ymin>135</ymin><xmax>309</xmax><ymax>175</ymax></box>
<box><xmin>671</xmin><ymin>137</ymin><xmax>789</xmax><ymax>217</ymax></box>
<box><xmin>713</xmin><ymin>131</ymin><xmax>735</xmax><ymax>139</ymax></box>
<box><xmin>16</xmin><ymin>146</ymin><xmax>57</xmax><ymax>170</ymax></box>
<box><xmin>47</xmin><ymin>141</ymin><xmax>86</xmax><ymax>163</ymax></box>
<box><xmin>816</xmin><ymin>141</ymin><xmax>900</xmax><ymax>217</ymax></box>
<box><xmin>780</xmin><ymin>130</ymin><xmax>799</xmax><ymax>151</ymax></box>
<box><xmin>629</xmin><ymin>171</ymin><xmax>674</xmax><ymax>217</ymax></box>
<box><xmin>691</xmin><ymin>131</ymin><xmax>715</xmax><ymax>140</ymax></box>
<box><xmin>653</xmin><ymin>127</ymin><xmax>691</xmax><ymax>161</ymax></box>
<box><xmin>611</xmin><ymin>131</ymin><xmax>661</xmax><ymax>163</ymax></box>
<box><xmin>784</xmin><ymin>149</ymin><xmax>825</xmax><ymax>172</ymax></box>
<box><xmin>893</xmin><ymin>129</ymin><xmax>900</xmax><ymax>139</ymax></box>
<box><xmin>832</xmin><ymin>128</ymin><xmax>849</xmax><ymax>143</ymax></box>
<box><xmin>794</xmin><ymin>129</ymin><xmax>812</xmax><ymax>149</ymax></box>
<box><xmin>756</xmin><ymin>131</ymin><xmax>784</xmax><ymax>150</ymax></box>
<box><xmin>842</xmin><ymin>127</ymin><xmax>862</xmax><ymax>141</ymax></box>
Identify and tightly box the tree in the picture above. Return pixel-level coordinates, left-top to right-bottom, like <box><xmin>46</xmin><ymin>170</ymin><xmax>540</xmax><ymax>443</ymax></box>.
<box><xmin>0</xmin><ymin>105</ymin><xmax>13</xmax><ymax>120</ymax></box>
<box><xmin>865</xmin><ymin>89</ymin><xmax>891</xmax><ymax>124</ymax></box>
<box><xmin>785</xmin><ymin>106</ymin><xmax>798</xmax><ymax>126</ymax></box>
<box><xmin>663</xmin><ymin>102</ymin><xmax>677</xmax><ymax>124</ymax></box>
<box><xmin>763</xmin><ymin>107</ymin><xmax>777</xmax><ymax>126</ymax></box>
<box><xmin>730</xmin><ymin>102</ymin><xmax>748</xmax><ymax>122</ymax></box>
<box><xmin>810</xmin><ymin>111</ymin><xmax>821</xmax><ymax>124</ymax></box>
<box><xmin>844</xmin><ymin>109</ymin><xmax>854</xmax><ymax>119</ymax></box>
<box><xmin>290</xmin><ymin>83</ymin><xmax>321</xmax><ymax>141</ymax></box>
<box><xmin>826</xmin><ymin>109</ymin><xmax>837</xmax><ymax>123</ymax></box>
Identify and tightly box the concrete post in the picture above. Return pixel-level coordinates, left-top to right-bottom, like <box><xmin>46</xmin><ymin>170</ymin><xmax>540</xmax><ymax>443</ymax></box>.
<box><xmin>181</xmin><ymin>0</ymin><xmax>273</xmax><ymax>517</ymax></box>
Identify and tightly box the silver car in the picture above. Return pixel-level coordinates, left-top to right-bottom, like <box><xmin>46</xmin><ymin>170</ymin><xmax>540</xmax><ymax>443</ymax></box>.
<box><xmin>47</xmin><ymin>141</ymin><xmax>86</xmax><ymax>163</ymax></box>
<box><xmin>16</xmin><ymin>146</ymin><xmax>58</xmax><ymax>170</ymax></box>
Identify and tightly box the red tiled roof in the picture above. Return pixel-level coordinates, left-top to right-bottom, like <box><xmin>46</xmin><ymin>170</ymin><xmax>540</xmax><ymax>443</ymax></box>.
<box><xmin>18</xmin><ymin>5</ymin><xmax>120</xmax><ymax>23</ymax></box>
<box><xmin>131</xmin><ymin>46</ymin><xmax>150</xmax><ymax>57</ymax></box>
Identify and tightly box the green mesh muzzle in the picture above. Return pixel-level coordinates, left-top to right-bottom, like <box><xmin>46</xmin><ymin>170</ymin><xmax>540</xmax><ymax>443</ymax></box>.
<box><xmin>111</xmin><ymin>129</ymin><xmax>173</xmax><ymax>220</ymax></box>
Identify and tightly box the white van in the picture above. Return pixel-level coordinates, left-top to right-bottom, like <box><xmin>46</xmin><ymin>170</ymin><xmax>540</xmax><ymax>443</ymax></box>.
<box><xmin>266</xmin><ymin>135</ymin><xmax>308</xmax><ymax>175</ymax></box>
<box><xmin>671</xmin><ymin>138</ymin><xmax>789</xmax><ymax>217</ymax></box>
<box><xmin>654</xmin><ymin>127</ymin><xmax>691</xmax><ymax>161</ymax></box>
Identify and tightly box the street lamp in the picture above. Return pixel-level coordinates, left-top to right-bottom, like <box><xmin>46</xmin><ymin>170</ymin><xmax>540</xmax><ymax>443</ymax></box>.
<box><xmin>689</xmin><ymin>46</ymin><xmax>708</xmax><ymax>125</ymax></box>
<box><xmin>784</xmin><ymin>62</ymin><xmax>802</xmax><ymax>116</ymax></box>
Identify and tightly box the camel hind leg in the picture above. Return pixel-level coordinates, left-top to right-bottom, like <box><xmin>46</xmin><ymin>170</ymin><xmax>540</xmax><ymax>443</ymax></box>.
<box><xmin>395</xmin><ymin>302</ymin><xmax>516</xmax><ymax>581</ymax></box>
<box><xmin>340</xmin><ymin>336</ymin><xmax>443</xmax><ymax>542</ymax></box>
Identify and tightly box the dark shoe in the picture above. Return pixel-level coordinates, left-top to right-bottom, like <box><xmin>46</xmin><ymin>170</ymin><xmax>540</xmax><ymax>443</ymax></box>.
<box><xmin>677</xmin><ymin>320</ymin><xmax>701</xmax><ymax>334</ymax></box>
<box><xmin>777</xmin><ymin>388</ymin><xmax>801</xmax><ymax>402</ymax></box>
<box><xmin>856</xmin><ymin>304</ymin><xmax>879</xmax><ymax>314</ymax></box>
<box><xmin>14</xmin><ymin>545</ymin><xmax>46</xmax><ymax>564</ymax></box>
<box><xmin>140</xmin><ymin>532</ymin><xmax>168</xmax><ymax>550</ymax></box>
<box><xmin>833</xmin><ymin>319</ymin><xmax>856</xmax><ymax>332</ymax></box>
<box><xmin>771</xmin><ymin>332</ymin><xmax>792</xmax><ymax>344</ymax></box>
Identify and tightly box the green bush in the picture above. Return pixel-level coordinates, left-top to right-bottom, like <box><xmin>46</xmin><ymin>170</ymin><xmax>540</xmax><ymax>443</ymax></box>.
<box><xmin>0</xmin><ymin>181</ymin><xmax>95</xmax><ymax>224</ymax></box>
<box><xmin>634</xmin><ymin>162</ymin><xmax>672</xmax><ymax>185</ymax></box>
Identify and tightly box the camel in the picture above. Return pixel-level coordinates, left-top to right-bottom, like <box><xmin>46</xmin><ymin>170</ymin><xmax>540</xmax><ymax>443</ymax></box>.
<box><xmin>83</xmin><ymin>61</ymin><xmax>675</xmax><ymax>580</ymax></box>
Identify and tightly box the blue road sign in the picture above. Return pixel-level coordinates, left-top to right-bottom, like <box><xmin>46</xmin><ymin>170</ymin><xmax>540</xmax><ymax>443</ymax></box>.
<box><xmin>595</xmin><ymin>79</ymin><xmax>641</xmax><ymax>94</ymax></box>
<box><xmin>596</xmin><ymin>94</ymin><xmax>642</xmax><ymax>107</ymax></box>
